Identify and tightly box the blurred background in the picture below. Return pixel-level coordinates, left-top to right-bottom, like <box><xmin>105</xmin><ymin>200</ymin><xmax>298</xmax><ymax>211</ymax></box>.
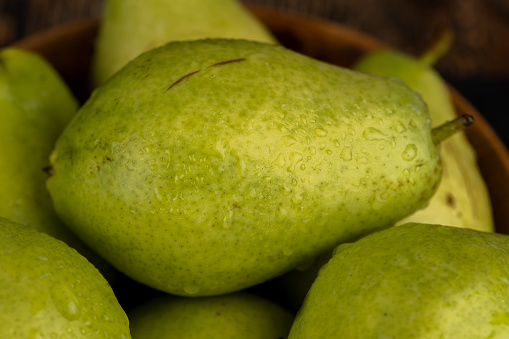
<box><xmin>1</xmin><ymin>0</ymin><xmax>508</xmax><ymax>145</ymax></box>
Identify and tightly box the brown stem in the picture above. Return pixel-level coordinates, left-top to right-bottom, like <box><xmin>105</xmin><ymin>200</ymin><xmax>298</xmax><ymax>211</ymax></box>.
<box><xmin>432</xmin><ymin>114</ymin><xmax>474</xmax><ymax>145</ymax></box>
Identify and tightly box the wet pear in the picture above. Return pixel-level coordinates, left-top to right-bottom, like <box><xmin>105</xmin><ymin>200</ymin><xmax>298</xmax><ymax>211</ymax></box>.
<box><xmin>129</xmin><ymin>292</ymin><xmax>294</xmax><ymax>338</ymax></box>
<box><xmin>0</xmin><ymin>217</ymin><xmax>131</xmax><ymax>338</ymax></box>
<box><xmin>289</xmin><ymin>223</ymin><xmax>509</xmax><ymax>338</ymax></box>
<box><xmin>48</xmin><ymin>39</ymin><xmax>443</xmax><ymax>296</ymax></box>
<box><xmin>353</xmin><ymin>41</ymin><xmax>493</xmax><ymax>232</ymax></box>
<box><xmin>91</xmin><ymin>0</ymin><xmax>277</xmax><ymax>86</ymax></box>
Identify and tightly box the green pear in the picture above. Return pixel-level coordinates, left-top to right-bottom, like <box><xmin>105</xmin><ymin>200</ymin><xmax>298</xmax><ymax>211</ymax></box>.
<box><xmin>128</xmin><ymin>292</ymin><xmax>293</xmax><ymax>338</ymax></box>
<box><xmin>353</xmin><ymin>45</ymin><xmax>493</xmax><ymax>232</ymax></box>
<box><xmin>48</xmin><ymin>38</ymin><xmax>444</xmax><ymax>297</ymax></box>
<box><xmin>0</xmin><ymin>47</ymin><xmax>118</xmax><ymax>281</ymax></box>
<box><xmin>0</xmin><ymin>216</ymin><xmax>131</xmax><ymax>338</ymax></box>
<box><xmin>91</xmin><ymin>0</ymin><xmax>277</xmax><ymax>86</ymax></box>
<box><xmin>0</xmin><ymin>47</ymin><xmax>78</xmax><ymax>231</ymax></box>
<box><xmin>289</xmin><ymin>223</ymin><xmax>509</xmax><ymax>338</ymax></box>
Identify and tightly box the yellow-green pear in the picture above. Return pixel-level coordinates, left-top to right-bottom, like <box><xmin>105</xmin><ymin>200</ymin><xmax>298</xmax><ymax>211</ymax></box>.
<box><xmin>353</xmin><ymin>43</ymin><xmax>493</xmax><ymax>232</ymax></box>
<box><xmin>0</xmin><ymin>216</ymin><xmax>131</xmax><ymax>338</ymax></box>
<box><xmin>289</xmin><ymin>223</ymin><xmax>509</xmax><ymax>338</ymax></box>
<box><xmin>0</xmin><ymin>47</ymin><xmax>78</xmax><ymax>231</ymax></box>
<box><xmin>48</xmin><ymin>39</ymin><xmax>445</xmax><ymax>297</ymax></box>
<box><xmin>0</xmin><ymin>47</ymin><xmax>117</xmax><ymax>281</ymax></box>
<box><xmin>129</xmin><ymin>292</ymin><xmax>293</xmax><ymax>338</ymax></box>
<box><xmin>91</xmin><ymin>0</ymin><xmax>277</xmax><ymax>86</ymax></box>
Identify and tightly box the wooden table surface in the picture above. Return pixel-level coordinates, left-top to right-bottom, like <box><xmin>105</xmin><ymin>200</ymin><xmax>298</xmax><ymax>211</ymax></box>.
<box><xmin>1</xmin><ymin>0</ymin><xmax>508</xmax><ymax>144</ymax></box>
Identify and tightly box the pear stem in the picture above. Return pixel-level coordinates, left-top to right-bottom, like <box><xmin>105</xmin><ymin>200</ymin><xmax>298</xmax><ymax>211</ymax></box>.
<box><xmin>419</xmin><ymin>28</ymin><xmax>454</xmax><ymax>66</ymax></box>
<box><xmin>432</xmin><ymin>114</ymin><xmax>474</xmax><ymax>145</ymax></box>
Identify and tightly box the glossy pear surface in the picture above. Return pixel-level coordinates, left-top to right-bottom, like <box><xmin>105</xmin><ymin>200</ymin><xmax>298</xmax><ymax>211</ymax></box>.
<box><xmin>0</xmin><ymin>217</ymin><xmax>131</xmax><ymax>338</ymax></box>
<box><xmin>354</xmin><ymin>50</ymin><xmax>493</xmax><ymax>232</ymax></box>
<box><xmin>91</xmin><ymin>0</ymin><xmax>277</xmax><ymax>86</ymax></box>
<box><xmin>289</xmin><ymin>223</ymin><xmax>509</xmax><ymax>338</ymax></box>
<box><xmin>129</xmin><ymin>292</ymin><xmax>293</xmax><ymax>338</ymax></box>
<box><xmin>48</xmin><ymin>39</ymin><xmax>441</xmax><ymax>296</ymax></box>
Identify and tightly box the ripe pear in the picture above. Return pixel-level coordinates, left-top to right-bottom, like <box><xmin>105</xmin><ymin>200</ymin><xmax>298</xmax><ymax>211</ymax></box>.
<box><xmin>48</xmin><ymin>38</ymin><xmax>444</xmax><ymax>296</ymax></box>
<box><xmin>128</xmin><ymin>292</ymin><xmax>294</xmax><ymax>338</ymax></box>
<box><xmin>0</xmin><ymin>47</ymin><xmax>78</xmax><ymax>231</ymax></box>
<box><xmin>289</xmin><ymin>223</ymin><xmax>509</xmax><ymax>338</ymax></box>
<box><xmin>91</xmin><ymin>0</ymin><xmax>277</xmax><ymax>86</ymax></box>
<box><xmin>353</xmin><ymin>42</ymin><xmax>493</xmax><ymax>232</ymax></box>
<box><xmin>0</xmin><ymin>47</ymin><xmax>117</xmax><ymax>281</ymax></box>
<box><xmin>0</xmin><ymin>216</ymin><xmax>131</xmax><ymax>338</ymax></box>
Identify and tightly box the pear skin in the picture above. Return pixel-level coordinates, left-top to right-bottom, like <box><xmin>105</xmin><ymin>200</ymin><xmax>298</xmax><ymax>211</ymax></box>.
<box><xmin>0</xmin><ymin>47</ymin><xmax>78</xmax><ymax>233</ymax></box>
<box><xmin>48</xmin><ymin>39</ymin><xmax>442</xmax><ymax>296</ymax></box>
<box><xmin>0</xmin><ymin>217</ymin><xmax>131</xmax><ymax>338</ymax></box>
<box><xmin>129</xmin><ymin>292</ymin><xmax>294</xmax><ymax>338</ymax></box>
<box><xmin>0</xmin><ymin>47</ymin><xmax>118</xmax><ymax>282</ymax></box>
<box><xmin>91</xmin><ymin>0</ymin><xmax>277</xmax><ymax>86</ymax></box>
<box><xmin>353</xmin><ymin>49</ymin><xmax>493</xmax><ymax>232</ymax></box>
<box><xmin>289</xmin><ymin>223</ymin><xmax>509</xmax><ymax>338</ymax></box>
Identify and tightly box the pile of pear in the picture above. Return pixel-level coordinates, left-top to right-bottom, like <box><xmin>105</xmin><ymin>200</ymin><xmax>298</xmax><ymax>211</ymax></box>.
<box><xmin>1</xmin><ymin>0</ymin><xmax>507</xmax><ymax>338</ymax></box>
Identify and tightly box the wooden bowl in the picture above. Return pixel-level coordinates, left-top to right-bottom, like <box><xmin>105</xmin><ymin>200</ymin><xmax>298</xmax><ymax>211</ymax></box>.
<box><xmin>13</xmin><ymin>7</ymin><xmax>509</xmax><ymax>235</ymax></box>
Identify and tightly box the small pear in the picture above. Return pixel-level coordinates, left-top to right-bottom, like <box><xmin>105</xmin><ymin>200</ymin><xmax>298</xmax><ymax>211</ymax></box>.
<box><xmin>91</xmin><ymin>0</ymin><xmax>277</xmax><ymax>86</ymax></box>
<box><xmin>48</xmin><ymin>39</ymin><xmax>444</xmax><ymax>296</ymax></box>
<box><xmin>353</xmin><ymin>37</ymin><xmax>493</xmax><ymax>232</ymax></box>
<box><xmin>0</xmin><ymin>217</ymin><xmax>131</xmax><ymax>338</ymax></box>
<box><xmin>289</xmin><ymin>223</ymin><xmax>509</xmax><ymax>338</ymax></box>
<box><xmin>129</xmin><ymin>292</ymin><xmax>294</xmax><ymax>338</ymax></box>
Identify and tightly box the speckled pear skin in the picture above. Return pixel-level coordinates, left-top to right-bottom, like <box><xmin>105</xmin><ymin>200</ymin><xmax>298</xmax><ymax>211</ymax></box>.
<box><xmin>91</xmin><ymin>0</ymin><xmax>277</xmax><ymax>86</ymax></box>
<box><xmin>353</xmin><ymin>50</ymin><xmax>493</xmax><ymax>232</ymax></box>
<box><xmin>128</xmin><ymin>292</ymin><xmax>294</xmax><ymax>338</ymax></box>
<box><xmin>0</xmin><ymin>217</ymin><xmax>131</xmax><ymax>338</ymax></box>
<box><xmin>289</xmin><ymin>223</ymin><xmax>509</xmax><ymax>339</ymax></box>
<box><xmin>47</xmin><ymin>39</ymin><xmax>441</xmax><ymax>296</ymax></box>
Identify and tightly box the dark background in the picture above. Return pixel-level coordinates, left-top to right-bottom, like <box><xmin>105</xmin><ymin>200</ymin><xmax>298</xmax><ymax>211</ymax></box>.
<box><xmin>1</xmin><ymin>0</ymin><xmax>508</xmax><ymax>146</ymax></box>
